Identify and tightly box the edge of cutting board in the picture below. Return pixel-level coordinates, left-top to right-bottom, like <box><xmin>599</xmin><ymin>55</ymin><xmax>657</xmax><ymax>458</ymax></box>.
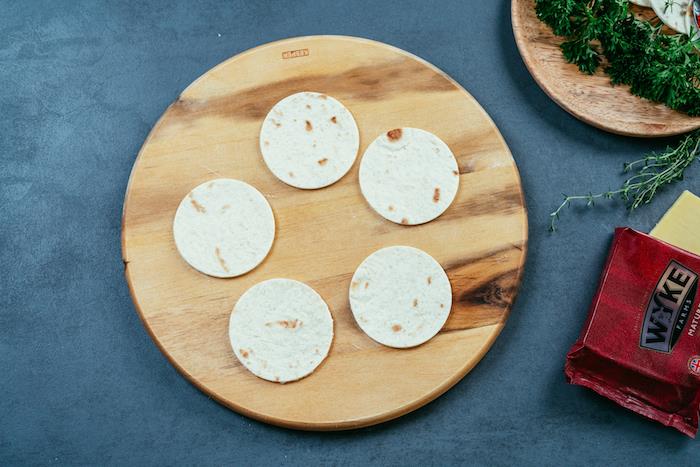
<box><xmin>121</xmin><ymin>35</ymin><xmax>528</xmax><ymax>430</ymax></box>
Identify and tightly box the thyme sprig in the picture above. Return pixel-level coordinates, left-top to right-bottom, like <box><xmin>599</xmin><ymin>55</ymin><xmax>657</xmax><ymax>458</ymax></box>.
<box><xmin>535</xmin><ymin>0</ymin><xmax>700</xmax><ymax>115</ymax></box>
<box><xmin>549</xmin><ymin>130</ymin><xmax>700</xmax><ymax>231</ymax></box>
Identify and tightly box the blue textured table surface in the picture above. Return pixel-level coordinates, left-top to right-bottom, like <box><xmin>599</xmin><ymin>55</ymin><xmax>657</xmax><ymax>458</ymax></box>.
<box><xmin>2</xmin><ymin>1</ymin><xmax>699</xmax><ymax>465</ymax></box>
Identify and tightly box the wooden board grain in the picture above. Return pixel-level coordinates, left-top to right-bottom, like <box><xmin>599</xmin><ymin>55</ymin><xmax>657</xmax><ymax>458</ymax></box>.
<box><xmin>121</xmin><ymin>36</ymin><xmax>528</xmax><ymax>430</ymax></box>
<box><xmin>512</xmin><ymin>0</ymin><xmax>700</xmax><ymax>137</ymax></box>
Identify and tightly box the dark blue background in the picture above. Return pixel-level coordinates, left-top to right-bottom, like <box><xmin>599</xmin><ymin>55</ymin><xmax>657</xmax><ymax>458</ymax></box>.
<box><xmin>2</xmin><ymin>1</ymin><xmax>699</xmax><ymax>465</ymax></box>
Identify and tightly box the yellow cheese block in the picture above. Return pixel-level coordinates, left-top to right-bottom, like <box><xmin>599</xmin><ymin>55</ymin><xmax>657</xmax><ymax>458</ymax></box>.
<box><xmin>650</xmin><ymin>191</ymin><xmax>700</xmax><ymax>255</ymax></box>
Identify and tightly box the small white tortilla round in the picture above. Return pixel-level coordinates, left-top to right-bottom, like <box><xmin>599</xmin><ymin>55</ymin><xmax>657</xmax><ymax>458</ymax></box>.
<box><xmin>349</xmin><ymin>246</ymin><xmax>452</xmax><ymax>348</ymax></box>
<box><xmin>629</xmin><ymin>0</ymin><xmax>651</xmax><ymax>7</ymax></box>
<box><xmin>651</xmin><ymin>0</ymin><xmax>694</xmax><ymax>34</ymax></box>
<box><xmin>229</xmin><ymin>279</ymin><xmax>334</xmax><ymax>383</ymax></box>
<box><xmin>260</xmin><ymin>92</ymin><xmax>360</xmax><ymax>189</ymax></box>
<box><xmin>359</xmin><ymin>128</ymin><xmax>460</xmax><ymax>225</ymax></box>
<box><xmin>173</xmin><ymin>178</ymin><xmax>274</xmax><ymax>278</ymax></box>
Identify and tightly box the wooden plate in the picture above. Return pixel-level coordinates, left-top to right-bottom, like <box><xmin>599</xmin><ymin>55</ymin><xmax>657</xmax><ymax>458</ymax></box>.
<box><xmin>121</xmin><ymin>35</ymin><xmax>528</xmax><ymax>430</ymax></box>
<box><xmin>512</xmin><ymin>0</ymin><xmax>700</xmax><ymax>137</ymax></box>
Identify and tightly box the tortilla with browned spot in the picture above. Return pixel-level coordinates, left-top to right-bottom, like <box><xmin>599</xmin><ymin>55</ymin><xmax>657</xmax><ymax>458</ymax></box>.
<box><xmin>229</xmin><ymin>279</ymin><xmax>333</xmax><ymax>383</ymax></box>
<box><xmin>173</xmin><ymin>179</ymin><xmax>274</xmax><ymax>278</ymax></box>
<box><xmin>260</xmin><ymin>92</ymin><xmax>359</xmax><ymax>189</ymax></box>
<box><xmin>359</xmin><ymin>128</ymin><xmax>459</xmax><ymax>225</ymax></box>
<box><xmin>349</xmin><ymin>246</ymin><xmax>452</xmax><ymax>348</ymax></box>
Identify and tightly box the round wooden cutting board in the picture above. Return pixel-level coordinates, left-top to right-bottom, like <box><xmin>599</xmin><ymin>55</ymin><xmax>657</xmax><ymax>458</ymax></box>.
<box><xmin>512</xmin><ymin>0</ymin><xmax>700</xmax><ymax>137</ymax></box>
<box><xmin>121</xmin><ymin>35</ymin><xmax>527</xmax><ymax>430</ymax></box>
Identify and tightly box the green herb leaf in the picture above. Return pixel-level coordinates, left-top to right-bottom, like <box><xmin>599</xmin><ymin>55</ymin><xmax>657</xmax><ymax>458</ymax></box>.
<box><xmin>536</xmin><ymin>0</ymin><xmax>700</xmax><ymax>116</ymax></box>
<box><xmin>549</xmin><ymin>130</ymin><xmax>700</xmax><ymax>231</ymax></box>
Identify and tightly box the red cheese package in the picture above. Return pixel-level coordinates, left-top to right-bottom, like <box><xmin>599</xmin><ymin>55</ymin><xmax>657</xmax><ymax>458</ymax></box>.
<box><xmin>565</xmin><ymin>228</ymin><xmax>700</xmax><ymax>437</ymax></box>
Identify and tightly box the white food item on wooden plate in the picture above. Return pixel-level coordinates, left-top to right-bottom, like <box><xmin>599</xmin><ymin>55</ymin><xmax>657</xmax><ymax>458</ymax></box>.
<box><xmin>629</xmin><ymin>0</ymin><xmax>651</xmax><ymax>8</ymax></box>
<box><xmin>229</xmin><ymin>279</ymin><xmax>334</xmax><ymax>383</ymax></box>
<box><xmin>359</xmin><ymin>128</ymin><xmax>460</xmax><ymax>225</ymax></box>
<box><xmin>172</xmin><ymin>178</ymin><xmax>275</xmax><ymax>278</ymax></box>
<box><xmin>651</xmin><ymin>0</ymin><xmax>694</xmax><ymax>34</ymax></box>
<box><xmin>259</xmin><ymin>91</ymin><xmax>360</xmax><ymax>189</ymax></box>
<box><xmin>349</xmin><ymin>246</ymin><xmax>452</xmax><ymax>348</ymax></box>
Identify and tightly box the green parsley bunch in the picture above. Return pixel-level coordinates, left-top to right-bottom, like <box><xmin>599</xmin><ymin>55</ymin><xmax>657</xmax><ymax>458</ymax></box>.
<box><xmin>536</xmin><ymin>0</ymin><xmax>700</xmax><ymax>115</ymax></box>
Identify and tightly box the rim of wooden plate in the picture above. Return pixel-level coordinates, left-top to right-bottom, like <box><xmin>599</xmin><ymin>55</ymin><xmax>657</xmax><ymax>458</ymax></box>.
<box><xmin>511</xmin><ymin>0</ymin><xmax>700</xmax><ymax>138</ymax></box>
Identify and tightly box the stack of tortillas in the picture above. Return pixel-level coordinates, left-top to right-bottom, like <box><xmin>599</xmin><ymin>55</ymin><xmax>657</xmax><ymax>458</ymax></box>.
<box><xmin>635</xmin><ymin>0</ymin><xmax>698</xmax><ymax>36</ymax></box>
<box><xmin>172</xmin><ymin>91</ymin><xmax>460</xmax><ymax>383</ymax></box>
